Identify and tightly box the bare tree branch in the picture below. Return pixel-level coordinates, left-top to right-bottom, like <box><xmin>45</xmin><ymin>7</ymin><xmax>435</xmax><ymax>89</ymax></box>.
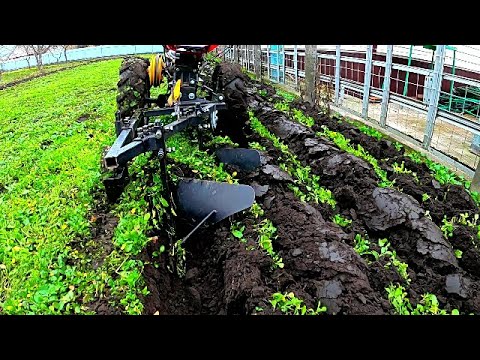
<box><xmin>0</xmin><ymin>45</ymin><xmax>16</xmax><ymax>81</ymax></box>
<box><xmin>21</xmin><ymin>45</ymin><xmax>52</xmax><ymax>71</ymax></box>
<box><xmin>60</xmin><ymin>45</ymin><xmax>69</xmax><ymax>62</ymax></box>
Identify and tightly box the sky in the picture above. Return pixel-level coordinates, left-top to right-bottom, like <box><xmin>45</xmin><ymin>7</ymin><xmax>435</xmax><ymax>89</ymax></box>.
<box><xmin>3</xmin><ymin>45</ymin><xmax>480</xmax><ymax>72</ymax></box>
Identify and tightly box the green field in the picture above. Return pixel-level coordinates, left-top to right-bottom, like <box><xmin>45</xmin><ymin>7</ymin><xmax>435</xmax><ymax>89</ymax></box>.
<box><xmin>0</xmin><ymin>59</ymin><xmax>153</xmax><ymax>314</ymax></box>
<box><xmin>0</xmin><ymin>60</ymin><xmax>89</xmax><ymax>86</ymax></box>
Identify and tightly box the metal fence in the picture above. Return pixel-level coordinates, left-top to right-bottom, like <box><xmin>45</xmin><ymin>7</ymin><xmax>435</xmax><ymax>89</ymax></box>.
<box><xmin>227</xmin><ymin>45</ymin><xmax>480</xmax><ymax>179</ymax></box>
<box><xmin>1</xmin><ymin>45</ymin><xmax>165</xmax><ymax>72</ymax></box>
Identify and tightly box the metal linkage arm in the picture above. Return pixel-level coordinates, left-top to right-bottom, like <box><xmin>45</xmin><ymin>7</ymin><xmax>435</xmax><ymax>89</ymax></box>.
<box><xmin>104</xmin><ymin>101</ymin><xmax>226</xmax><ymax>170</ymax></box>
<box><xmin>104</xmin><ymin>122</ymin><xmax>164</xmax><ymax>169</ymax></box>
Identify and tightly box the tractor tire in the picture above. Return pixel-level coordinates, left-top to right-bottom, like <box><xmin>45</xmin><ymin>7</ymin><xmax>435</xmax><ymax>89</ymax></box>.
<box><xmin>211</xmin><ymin>62</ymin><xmax>250</xmax><ymax>147</ymax></box>
<box><xmin>116</xmin><ymin>56</ymin><xmax>150</xmax><ymax>120</ymax></box>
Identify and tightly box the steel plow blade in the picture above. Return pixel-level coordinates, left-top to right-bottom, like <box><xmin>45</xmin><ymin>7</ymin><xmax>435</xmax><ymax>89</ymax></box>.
<box><xmin>177</xmin><ymin>178</ymin><xmax>255</xmax><ymax>224</ymax></box>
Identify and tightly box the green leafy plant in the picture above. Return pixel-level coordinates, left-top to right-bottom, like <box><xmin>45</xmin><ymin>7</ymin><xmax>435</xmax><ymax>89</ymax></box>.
<box><xmin>204</xmin><ymin>52</ymin><xmax>222</xmax><ymax>65</ymax></box>
<box><xmin>354</xmin><ymin>234</ymin><xmax>373</xmax><ymax>257</ymax></box>
<box><xmin>422</xmin><ymin>193</ymin><xmax>431</xmax><ymax>202</ymax></box>
<box><xmin>318</xmin><ymin>126</ymin><xmax>393</xmax><ymax>187</ymax></box>
<box><xmin>255</xmin><ymin>219</ymin><xmax>284</xmax><ymax>269</ymax></box>
<box><xmin>231</xmin><ymin>222</ymin><xmax>246</xmax><ymax>243</ymax></box>
<box><xmin>441</xmin><ymin>216</ymin><xmax>455</xmax><ymax>238</ymax></box>
<box><xmin>258</xmin><ymin>89</ymin><xmax>268</xmax><ymax>97</ymax></box>
<box><xmin>205</xmin><ymin>135</ymin><xmax>238</xmax><ymax>148</ymax></box>
<box><xmin>386</xmin><ymin>284</ymin><xmax>459</xmax><ymax>315</ymax></box>
<box><xmin>354</xmin><ymin>235</ymin><xmax>410</xmax><ymax>283</ymax></box>
<box><xmin>276</xmin><ymin>89</ymin><xmax>297</xmax><ymax>103</ymax></box>
<box><xmin>332</xmin><ymin>214</ymin><xmax>352</xmax><ymax>227</ymax></box>
<box><xmin>292</xmin><ymin>108</ymin><xmax>315</xmax><ymax>127</ymax></box>
<box><xmin>274</xmin><ymin>101</ymin><xmax>290</xmax><ymax>112</ymax></box>
<box><xmin>248</xmin><ymin>111</ymin><xmax>336</xmax><ymax>208</ymax></box>
<box><xmin>270</xmin><ymin>292</ymin><xmax>327</xmax><ymax>315</ymax></box>
<box><xmin>167</xmin><ymin>134</ymin><xmax>237</xmax><ymax>184</ymax></box>
<box><xmin>393</xmin><ymin>142</ymin><xmax>404</xmax><ymax>152</ymax></box>
<box><xmin>392</xmin><ymin>161</ymin><xmax>419</xmax><ymax>182</ymax></box>
<box><xmin>250</xmin><ymin>202</ymin><xmax>265</xmax><ymax>218</ymax></box>
<box><xmin>454</xmin><ymin>249</ymin><xmax>463</xmax><ymax>259</ymax></box>
<box><xmin>358</xmin><ymin>124</ymin><xmax>383</xmax><ymax>140</ymax></box>
<box><xmin>249</xmin><ymin>141</ymin><xmax>266</xmax><ymax>151</ymax></box>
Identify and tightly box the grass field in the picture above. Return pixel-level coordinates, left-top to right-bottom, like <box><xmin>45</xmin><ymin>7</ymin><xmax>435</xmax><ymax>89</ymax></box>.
<box><xmin>0</xmin><ymin>60</ymin><xmax>89</xmax><ymax>86</ymax></box>
<box><xmin>0</xmin><ymin>58</ymin><xmax>152</xmax><ymax>314</ymax></box>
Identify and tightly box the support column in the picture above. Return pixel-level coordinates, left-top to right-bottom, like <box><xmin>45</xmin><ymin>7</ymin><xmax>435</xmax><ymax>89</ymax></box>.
<box><xmin>294</xmin><ymin>45</ymin><xmax>298</xmax><ymax>88</ymax></box>
<box><xmin>361</xmin><ymin>45</ymin><xmax>373</xmax><ymax>119</ymax></box>
<box><xmin>233</xmin><ymin>45</ymin><xmax>238</xmax><ymax>64</ymax></box>
<box><xmin>471</xmin><ymin>161</ymin><xmax>480</xmax><ymax>193</ymax></box>
<box><xmin>423</xmin><ymin>45</ymin><xmax>446</xmax><ymax>149</ymax></box>
<box><xmin>305</xmin><ymin>45</ymin><xmax>317</xmax><ymax>105</ymax></box>
<box><xmin>334</xmin><ymin>45</ymin><xmax>341</xmax><ymax>106</ymax></box>
<box><xmin>254</xmin><ymin>45</ymin><xmax>261</xmax><ymax>79</ymax></box>
<box><xmin>380</xmin><ymin>45</ymin><xmax>393</xmax><ymax>127</ymax></box>
<box><xmin>266</xmin><ymin>46</ymin><xmax>270</xmax><ymax>81</ymax></box>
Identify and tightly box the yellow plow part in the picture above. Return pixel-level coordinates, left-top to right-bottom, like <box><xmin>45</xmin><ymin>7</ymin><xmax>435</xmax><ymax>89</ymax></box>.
<box><xmin>148</xmin><ymin>54</ymin><xmax>164</xmax><ymax>87</ymax></box>
<box><xmin>168</xmin><ymin>79</ymin><xmax>182</xmax><ymax>106</ymax></box>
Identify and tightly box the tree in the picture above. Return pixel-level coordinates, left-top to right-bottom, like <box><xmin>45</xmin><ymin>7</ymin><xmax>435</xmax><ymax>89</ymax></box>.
<box><xmin>0</xmin><ymin>45</ymin><xmax>15</xmax><ymax>81</ymax></box>
<box><xmin>59</xmin><ymin>45</ymin><xmax>69</xmax><ymax>62</ymax></box>
<box><xmin>50</xmin><ymin>45</ymin><xmax>71</xmax><ymax>62</ymax></box>
<box><xmin>20</xmin><ymin>45</ymin><xmax>52</xmax><ymax>71</ymax></box>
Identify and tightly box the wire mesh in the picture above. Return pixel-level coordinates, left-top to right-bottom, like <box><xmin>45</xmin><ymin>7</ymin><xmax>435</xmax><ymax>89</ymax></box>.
<box><xmin>235</xmin><ymin>44</ymin><xmax>480</xmax><ymax>174</ymax></box>
<box><xmin>385</xmin><ymin>102</ymin><xmax>426</xmax><ymax>142</ymax></box>
<box><xmin>431</xmin><ymin>117</ymin><xmax>480</xmax><ymax>170</ymax></box>
<box><xmin>340</xmin><ymin>87</ymin><xmax>363</xmax><ymax>116</ymax></box>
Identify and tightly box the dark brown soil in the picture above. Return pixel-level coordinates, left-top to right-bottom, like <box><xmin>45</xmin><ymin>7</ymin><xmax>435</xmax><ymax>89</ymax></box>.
<box><xmin>290</xmin><ymin>99</ymin><xmax>479</xmax><ymax>226</ymax></box>
<box><xmin>69</xmin><ymin>186</ymin><xmax>123</xmax><ymax>315</ymax></box>
<box><xmin>246</xmin><ymin>78</ymin><xmax>480</xmax><ymax>314</ymax></box>
<box><xmin>139</xmin><ymin>63</ymin><xmax>392</xmax><ymax>315</ymax></box>
<box><xmin>101</xmin><ymin>61</ymin><xmax>480</xmax><ymax>315</ymax></box>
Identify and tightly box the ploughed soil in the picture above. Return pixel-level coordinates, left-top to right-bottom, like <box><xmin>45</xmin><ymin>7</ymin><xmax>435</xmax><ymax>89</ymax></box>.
<box><xmin>135</xmin><ymin>63</ymin><xmax>480</xmax><ymax>314</ymax></box>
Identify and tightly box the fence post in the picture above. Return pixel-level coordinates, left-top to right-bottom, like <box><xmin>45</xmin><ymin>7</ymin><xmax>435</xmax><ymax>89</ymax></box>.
<box><xmin>267</xmin><ymin>46</ymin><xmax>270</xmax><ymax>81</ymax></box>
<box><xmin>380</xmin><ymin>45</ymin><xmax>393</xmax><ymax>127</ymax></box>
<box><xmin>233</xmin><ymin>45</ymin><xmax>238</xmax><ymax>64</ymax></box>
<box><xmin>276</xmin><ymin>45</ymin><xmax>280</xmax><ymax>83</ymax></box>
<box><xmin>361</xmin><ymin>45</ymin><xmax>373</xmax><ymax>119</ymax></box>
<box><xmin>244</xmin><ymin>45</ymin><xmax>248</xmax><ymax>69</ymax></box>
<box><xmin>254</xmin><ymin>45</ymin><xmax>261</xmax><ymax>79</ymax></box>
<box><xmin>471</xmin><ymin>162</ymin><xmax>480</xmax><ymax>192</ymax></box>
<box><xmin>305</xmin><ymin>45</ymin><xmax>317</xmax><ymax>105</ymax></box>
<box><xmin>281</xmin><ymin>45</ymin><xmax>285</xmax><ymax>84</ymax></box>
<box><xmin>334</xmin><ymin>45</ymin><xmax>341</xmax><ymax>106</ymax></box>
<box><xmin>423</xmin><ymin>45</ymin><xmax>446</xmax><ymax>149</ymax></box>
<box><xmin>294</xmin><ymin>45</ymin><xmax>298</xmax><ymax>88</ymax></box>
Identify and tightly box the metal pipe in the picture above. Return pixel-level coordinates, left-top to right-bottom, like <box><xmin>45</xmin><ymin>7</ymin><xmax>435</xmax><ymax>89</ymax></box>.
<box><xmin>334</xmin><ymin>45</ymin><xmax>341</xmax><ymax>105</ymax></box>
<box><xmin>362</xmin><ymin>45</ymin><xmax>373</xmax><ymax>119</ymax></box>
<box><xmin>294</xmin><ymin>45</ymin><xmax>298</xmax><ymax>87</ymax></box>
<box><xmin>181</xmin><ymin>209</ymin><xmax>217</xmax><ymax>244</ymax></box>
<box><xmin>403</xmin><ymin>45</ymin><xmax>413</xmax><ymax>97</ymax></box>
<box><xmin>267</xmin><ymin>46</ymin><xmax>270</xmax><ymax>81</ymax></box>
<box><xmin>380</xmin><ymin>45</ymin><xmax>393</xmax><ymax>127</ymax></box>
<box><xmin>448</xmin><ymin>49</ymin><xmax>456</xmax><ymax>112</ymax></box>
<box><xmin>277</xmin><ymin>45</ymin><xmax>280</xmax><ymax>83</ymax></box>
<box><xmin>423</xmin><ymin>45</ymin><xmax>446</xmax><ymax>149</ymax></box>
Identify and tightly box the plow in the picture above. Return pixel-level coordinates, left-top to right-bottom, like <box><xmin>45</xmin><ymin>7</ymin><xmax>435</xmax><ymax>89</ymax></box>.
<box><xmin>6</xmin><ymin>44</ymin><xmax>480</xmax><ymax>315</ymax></box>
<box><xmin>102</xmin><ymin>45</ymin><xmax>260</xmax><ymax>245</ymax></box>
